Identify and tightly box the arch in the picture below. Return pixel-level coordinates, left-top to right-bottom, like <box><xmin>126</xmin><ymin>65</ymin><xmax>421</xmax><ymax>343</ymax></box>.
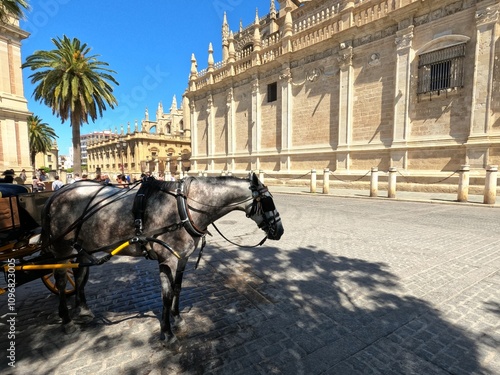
<box><xmin>416</xmin><ymin>34</ymin><xmax>470</xmax><ymax>55</ymax></box>
<box><xmin>149</xmin><ymin>125</ymin><xmax>156</xmax><ymax>134</ymax></box>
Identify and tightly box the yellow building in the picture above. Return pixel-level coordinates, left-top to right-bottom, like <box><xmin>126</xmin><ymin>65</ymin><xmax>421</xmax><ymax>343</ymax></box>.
<box><xmin>34</xmin><ymin>141</ymin><xmax>59</xmax><ymax>174</ymax></box>
<box><xmin>86</xmin><ymin>97</ymin><xmax>191</xmax><ymax>180</ymax></box>
<box><xmin>184</xmin><ymin>0</ymin><xmax>500</xmax><ymax>184</ymax></box>
<box><xmin>0</xmin><ymin>14</ymin><xmax>31</xmax><ymax>175</ymax></box>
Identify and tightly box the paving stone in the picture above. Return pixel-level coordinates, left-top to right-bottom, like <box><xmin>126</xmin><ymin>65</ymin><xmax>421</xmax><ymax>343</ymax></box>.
<box><xmin>0</xmin><ymin>195</ymin><xmax>498</xmax><ymax>374</ymax></box>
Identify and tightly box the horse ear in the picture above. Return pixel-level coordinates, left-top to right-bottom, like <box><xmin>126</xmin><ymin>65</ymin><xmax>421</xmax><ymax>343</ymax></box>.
<box><xmin>251</xmin><ymin>172</ymin><xmax>259</xmax><ymax>185</ymax></box>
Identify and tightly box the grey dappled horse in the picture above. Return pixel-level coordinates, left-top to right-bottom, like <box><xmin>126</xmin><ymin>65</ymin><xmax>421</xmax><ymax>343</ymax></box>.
<box><xmin>41</xmin><ymin>173</ymin><xmax>283</xmax><ymax>348</ymax></box>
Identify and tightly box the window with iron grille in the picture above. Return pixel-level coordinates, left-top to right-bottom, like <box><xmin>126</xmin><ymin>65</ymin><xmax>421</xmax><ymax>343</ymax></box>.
<box><xmin>417</xmin><ymin>43</ymin><xmax>466</xmax><ymax>95</ymax></box>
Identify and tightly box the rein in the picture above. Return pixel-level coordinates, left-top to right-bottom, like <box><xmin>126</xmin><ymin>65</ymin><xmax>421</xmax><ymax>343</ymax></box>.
<box><xmin>212</xmin><ymin>222</ymin><xmax>267</xmax><ymax>248</ymax></box>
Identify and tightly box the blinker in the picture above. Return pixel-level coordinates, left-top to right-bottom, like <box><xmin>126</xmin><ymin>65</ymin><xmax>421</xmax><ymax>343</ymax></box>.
<box><xmin>261</xmin><ymin>196</ymin><xmax>276</xmax><ymax>212</ymax></box>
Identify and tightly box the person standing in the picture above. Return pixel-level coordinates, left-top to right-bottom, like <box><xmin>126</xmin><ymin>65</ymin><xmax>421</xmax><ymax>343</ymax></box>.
<box><xmin>0</xmin><ymin>169</ymin><xmax>14</xmax><ymax>183</ymax></box>
<box><xmin>52</xmin><ymin>175</ymin><xmax>64</xmax><ymax>191</ymax></box>
<box><xmin>32</xmin><ymin>175</ymin><xmax>45</xmax><ymax>192</ymax></box>
<box><xmin>19</xmin><ymin>169</ymin><xmax>27</xmax><ymax>183</ymax></box>
<box><xmin>39</xmin><ymin>170</ymin><xmax>48</xmax><ymax>181</ymax></box>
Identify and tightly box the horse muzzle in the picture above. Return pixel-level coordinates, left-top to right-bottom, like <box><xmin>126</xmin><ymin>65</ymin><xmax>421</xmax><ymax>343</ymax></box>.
<box><xmin>261</xmin><ymin>211</ymin><xmax>284</xmax><ymax>240</ymax></box>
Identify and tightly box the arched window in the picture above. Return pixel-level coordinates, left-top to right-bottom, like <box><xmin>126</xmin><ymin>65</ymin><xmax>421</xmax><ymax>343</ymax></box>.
<box><xmin>416</xmin><ymin>35</ymin><xmax>469</xmax><ymax>95</ymax></box>
<box><xmin>166</xmin><ymin>122</ymin><xmax>171</xmax><ymax>134</ymax></box>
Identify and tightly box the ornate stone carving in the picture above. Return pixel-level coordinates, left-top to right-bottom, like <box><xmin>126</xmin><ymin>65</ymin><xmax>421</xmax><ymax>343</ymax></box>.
<box><xmin>337</xmin><ymin>46</ymin><xmax>353</xmax><ymax>67</ymax></box>
<box><xmin>368</xmin><ymin>53</ymin><xmax>381</xmax><ymax>67</ymax></box>
<box><xmin>279</xmin><ymin>67</ymin><xmax>292</xmax><ymax>82</ymax></box>
<box><xmin>306</xmin><ymin>67</ymin><xmax>323</xmax><ymax>82</ymax></box>
<box><xmin>476</xmin><ymin>5</ymin><xmax>500</xmax><ymax>26</ymax></box>
<box><xmin>226</xmin><ymin>88</ymin><xmax>233</xmax><ymax>108</ymax></box>
<box><xmin>395</xmin><ymin>26</ymin><xmax>414</xmax><ymax>50</ymax></box>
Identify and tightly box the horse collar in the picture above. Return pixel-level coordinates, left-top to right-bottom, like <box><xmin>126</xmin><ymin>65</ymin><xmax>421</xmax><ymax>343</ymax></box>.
<box><xmin>176</xmin><ymin>179</ymin><xmax>208</xmax><ymax>238</ymax></box>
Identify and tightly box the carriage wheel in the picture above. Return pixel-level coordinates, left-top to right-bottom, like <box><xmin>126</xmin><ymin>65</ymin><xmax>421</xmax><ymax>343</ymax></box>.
<box><xmin>41</xmin><ymin>269</ymin><xmax>76</xmax><ymax>296</ymax></box>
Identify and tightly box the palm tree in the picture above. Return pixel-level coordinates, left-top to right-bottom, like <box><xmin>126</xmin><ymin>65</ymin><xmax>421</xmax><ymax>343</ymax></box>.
<box><xmin>27</xmin><ymin>115</ymin><xmax>58</xmax><ymax>171</ymax></box>
<box><xmin>22</xmin><ymin>35</ymin><xmax>118</xmax><ymax>174</ymax></box>
<box><xmin>0</xmin><ymin>0</ymin><xmax>29</xmax><ymax>22</ymax></box>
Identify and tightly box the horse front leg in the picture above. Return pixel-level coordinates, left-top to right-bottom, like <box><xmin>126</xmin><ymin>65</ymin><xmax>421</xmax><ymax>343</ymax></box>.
<box><xmin>171</xmin><ymin>258</ymin><xmax>188</xmax><ymax>328</ymax></box>
<box><xmin>158</xmin><ymin>262</ymin><xmax>179</xmax><ymax>349</ymax></box>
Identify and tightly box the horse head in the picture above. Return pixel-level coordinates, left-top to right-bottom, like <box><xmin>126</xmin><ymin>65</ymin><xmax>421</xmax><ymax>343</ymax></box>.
<box><xmin>246</xmin><ymin>173</ymin><xmax>284</xmax><ymax>240</ymax></box>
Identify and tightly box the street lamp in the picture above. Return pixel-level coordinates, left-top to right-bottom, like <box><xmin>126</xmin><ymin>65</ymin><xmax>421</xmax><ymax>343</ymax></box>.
<box><xmin>116</xmin><ymin>141</ymin><xmax>127</xmax><ymax>175</ymax></box>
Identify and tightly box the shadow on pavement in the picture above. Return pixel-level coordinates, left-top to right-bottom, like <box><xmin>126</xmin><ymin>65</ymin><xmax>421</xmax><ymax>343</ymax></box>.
<box><xmin>0</xmin><ymin>242</ymin><xmax>491</xmax><ymax>374</ymax></box>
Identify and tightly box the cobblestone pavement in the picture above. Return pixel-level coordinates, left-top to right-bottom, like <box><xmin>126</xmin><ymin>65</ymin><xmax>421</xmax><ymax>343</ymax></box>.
<box><xmin>1</xmin><ymin>193</ymin><xmax>499</xmax><ymax>374</ymax></box>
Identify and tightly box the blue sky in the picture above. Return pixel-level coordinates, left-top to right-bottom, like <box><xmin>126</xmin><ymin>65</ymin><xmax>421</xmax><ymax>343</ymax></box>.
<box><xmin>20</xmin><ymin>0</ymin><xmax>272</xmax><ymax>156</ymax></box>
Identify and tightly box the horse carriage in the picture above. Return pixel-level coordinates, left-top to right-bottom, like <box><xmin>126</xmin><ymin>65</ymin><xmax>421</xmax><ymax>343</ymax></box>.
<box><xmin>0</xmin><ymin>173</ymin><xmax>283</xmax><ymax>348</ymax></box>
<box><xmin>0</xmin><ymin>183</ymin><xmax>75</xmax><ymax>296</ymax></box>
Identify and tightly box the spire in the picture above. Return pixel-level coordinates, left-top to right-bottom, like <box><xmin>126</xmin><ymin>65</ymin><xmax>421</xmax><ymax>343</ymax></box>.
<box><xmin>127</xmin><ymin>121</ymin><xmax>131</xmax><ymax>134</ymax></box>
<box><xmin>222</xmin><ymin>12</ymin><xmax>229</xmax><ymax>62</ymax></box>
<box><xmin>270</xmin><ymin>0</ymin><xmax>277</xmax><ymax>19</ymax></box>
<box><xmin>190</xmin><ymin>53</ymin><xmax>198</xmax><ymax>79</ymax></box>
<box><xmin>284</xmin><ymin>5</ymin><xmax>293</xmax><ymax>37</ymax></box>
<box><xmin>189</xmin><ymin>53</ymin><xmax>198</xmax><ymax>91</ymax></box>
<box><xmin>157</xmin><ymin>102</ymin><xmax>163</xmax><ymax>120</ymax></box>
<box><xmin>208</xmin><ymin>42</ymin><xmax>214</xmax><ymax>72</ymax></box>
<box><xmin>222</xmin><ymin>12</ymin><xmax>229</xmax><ymax>43</ymax></box>
<box><xmin>171</xmin><ymin>95</ymin><xmax>177</xmax><ymax>111</ymax></box>
<box><xmin>228</xmin><ymin>31</ymin><xmax>236</xmax><ymax>63</ymax></box>
<box><xmin>253</xmin><ymin>9</ymin><xmax>261</xmax><ymax>50</ymax></box>
<box><xmin>239</xmin><ymin>19</ymin><xmax>243</xmax><ymax>33</ymax></box>
<box><xmin>145</xmin><ymin>107</ymin><xmax>149</xmax><ymax>121</ymax></box>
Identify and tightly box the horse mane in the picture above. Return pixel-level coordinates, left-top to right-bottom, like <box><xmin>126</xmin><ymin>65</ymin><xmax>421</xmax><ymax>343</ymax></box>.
<box><xmin>138</xmin><ymin>178</ymin><xmax>177</xmax><ymax>201</ymax></box>
<box><xmin>137</xmin><ymin>175</ymin><xmax>251</xmax><ymax>204</ymax></box>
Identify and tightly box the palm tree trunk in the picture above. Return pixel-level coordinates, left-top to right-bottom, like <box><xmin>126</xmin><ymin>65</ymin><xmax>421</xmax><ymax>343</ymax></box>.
<box><xmin>71</xmin><ymin>113</ymin><xmax>82</xmax><ymax>175</ymax></box>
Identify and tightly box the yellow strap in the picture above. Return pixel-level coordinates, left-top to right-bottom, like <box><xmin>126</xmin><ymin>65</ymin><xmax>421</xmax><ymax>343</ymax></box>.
<box><xmin>10</xmin><ymin>263</ymin><xmax>81</xmax><ymax>271</ymax></box>
<box><xmin>4</xmin><ymin>241</ymin><xmax>132</xmax><ymax>271</ymax></box>
<box><xmin>111</xmin><ymin>240</ymin><xmax>130</xmax><ymax>255</ymax></box>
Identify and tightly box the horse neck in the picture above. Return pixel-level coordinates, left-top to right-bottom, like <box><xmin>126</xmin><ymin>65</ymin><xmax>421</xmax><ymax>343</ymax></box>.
<box><xmin>188</xmin><ymin>177</ymin><xmax>251</xmax><ymax>224</ymax></box>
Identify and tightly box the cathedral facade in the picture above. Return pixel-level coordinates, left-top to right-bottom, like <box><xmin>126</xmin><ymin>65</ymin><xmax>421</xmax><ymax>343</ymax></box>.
<box><xmin>183</xmin><ymin>0</ymin><xmax>500</xmax><ymax>182</ymax></box>
<box><xmin>86</xmin><ymin>97</ymin><xmax>191</xmax><ymax>180</ymax></box>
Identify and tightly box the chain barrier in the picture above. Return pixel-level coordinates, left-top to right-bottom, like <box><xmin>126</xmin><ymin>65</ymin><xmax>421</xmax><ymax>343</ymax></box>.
<box><xmin>262</xmin><ymin>168</ymin><xmax>460</xmax><ymax>185</ymax></box>
<box><xmin>263</xmin><ymin>171</ymin><xmax>311</xmax><ymax>182</ymax></box>
<box><xmin>396</xmin><ymin>169</ymin><xmax>459</xmax><ymax>184</ymax></box>
<box><xmin>328</xmin><ymin>169</ymin><xmax>371</xmax><ymax>183</ymax></box>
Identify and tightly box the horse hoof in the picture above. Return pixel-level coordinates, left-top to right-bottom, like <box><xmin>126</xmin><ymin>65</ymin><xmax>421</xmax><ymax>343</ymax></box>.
<box><xmin>160</xmin><ymin>334</ymin><xmax>181</xmax><ymax>351</ymax></box>
<box><xmin>73</xmin><ymin>308</ymin><xmax>95</xmax><ymax>323</ymax></box>
<box><xmin>63</xmin><ymin>321</ymin><xmax>77</xmax><ymax>334</ymax></box>
<box><xmin>173</xmin><ymin>317</ymin><xmax>186</xmax><ymax>329</ymax></box>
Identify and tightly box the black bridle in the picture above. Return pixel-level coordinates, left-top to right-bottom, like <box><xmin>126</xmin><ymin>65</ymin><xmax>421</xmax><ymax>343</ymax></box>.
<box><xmin>247</xmin><ymin>181</ymin><xmax>282</xmax><ymax>241</ymax></box>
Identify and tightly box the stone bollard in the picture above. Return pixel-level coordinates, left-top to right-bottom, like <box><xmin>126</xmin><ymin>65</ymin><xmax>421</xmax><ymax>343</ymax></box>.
<box><xmin>323</xmin><ymin>168</ymin><xmax>330</xmax><ymax>194</ymax></box>
<box><xmin>227</xmin><ymin>171</ymin><xmax>233</xmax><ymax>176</ymax></box>
<box><xmin>310</xmin><ymin>169</ymin><xmax>317</xmax><ymax>193</ymax></box>
<box><xmin>370</xmin><ymin>167</ymin><xmax>378</xmax><ymax>197</ymax></box>
<box><xmin>221</xmin><ymin>170</ymin><xmax>226</xmax><ymax>176</ymax></box>
<box><xmin>198</xmin><ymin>171</ymin><xmax>203</xmax><ymax>177</ymax></box>
<box><xmin>388</xmin><ymin>167</ymin><xmax>397</xmax><ymax>198</ymax></box>
<box><xmin>259</xmin><ymin>170</ymin><xmax>265</xmax><ymax>184</ymax></box>
<box><xmin>457</xmin><ymin>164</ymin><xmax>470</xmax><ymax>202</ymax></box>
<box><xmin>203</xmin><ymin>171</ymin><xmax>208</xmax><ymax>177</ymax></box>
<box><xmin>483</xmin><ymin>165</ymin><xmax>498</xmax><ymax>204</ymax></box>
